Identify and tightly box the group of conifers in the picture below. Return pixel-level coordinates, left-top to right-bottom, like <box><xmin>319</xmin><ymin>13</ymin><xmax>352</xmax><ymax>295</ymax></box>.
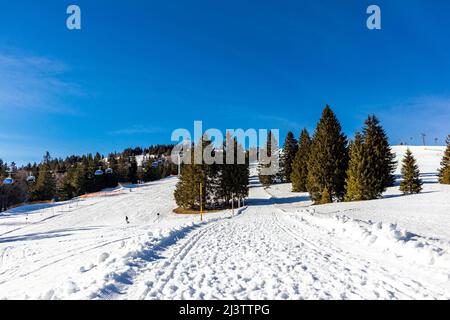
<box><xmin>262</xmin><ymin>105</ymin><xmax>450</xmax><ymax>204</ymax></box>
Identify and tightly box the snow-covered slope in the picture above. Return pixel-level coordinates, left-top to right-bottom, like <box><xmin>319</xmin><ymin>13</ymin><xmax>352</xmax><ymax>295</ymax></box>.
<box><xmin>268</xmin><ymin>146</ymin><xmax>450</xmax><ymax>241</ymax></box>
<box><xmin>0</xmin><ymin>146</ymin><xmax>449</xmax><ymax>300</ymax></box>
<box><xmin>0</xmin><ymin>178</ymin><xmax>233</xmax><ymax>299</ymax></box>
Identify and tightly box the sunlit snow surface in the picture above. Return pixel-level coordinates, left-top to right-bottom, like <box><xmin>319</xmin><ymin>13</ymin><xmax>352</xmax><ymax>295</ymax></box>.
<box><xmin>0</xmin><ymin>146</ymin><xmax>449</xmax><ymax>300</ymax></box>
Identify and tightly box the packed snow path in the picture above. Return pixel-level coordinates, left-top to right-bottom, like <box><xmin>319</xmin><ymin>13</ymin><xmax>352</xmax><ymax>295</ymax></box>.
<box><xmin>119</xmin><ymin>178</ymin><xmax>449</xmax><ymax>300</ymax></box>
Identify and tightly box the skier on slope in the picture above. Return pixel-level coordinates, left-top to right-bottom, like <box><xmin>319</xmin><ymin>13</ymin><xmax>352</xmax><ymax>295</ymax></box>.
<box><xmin>125</xmin><ymin>216</ymin><xmax>130</xmax><ymax>224</ymax></box>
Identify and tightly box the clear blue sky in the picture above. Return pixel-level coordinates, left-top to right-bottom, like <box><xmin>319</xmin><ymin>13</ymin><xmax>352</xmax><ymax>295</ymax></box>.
<box><xmin>0</xmin><ymin>0</ymin><xmax>449</xmax><ymax>164</ymax></box>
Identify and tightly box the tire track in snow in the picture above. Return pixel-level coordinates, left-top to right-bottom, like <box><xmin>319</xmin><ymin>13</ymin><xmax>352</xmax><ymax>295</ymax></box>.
<box><xmin>95</xmin><ymin>208</ymin><xmax>245</xmax><ymax>300</ymax></box>
<box><xmin>138</xmin><ymin>222</ymin><xmax>221</xmax><ymax>299</ymax></box>
<box><xmin>271</xmin><ymin>209</ymin><xmax>444</xmax><ymax>299</ymax></box>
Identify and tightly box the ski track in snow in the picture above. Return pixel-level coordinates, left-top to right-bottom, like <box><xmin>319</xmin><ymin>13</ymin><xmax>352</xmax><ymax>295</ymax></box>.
<box><xmin>1</xmin><ymin>147</ymin><xmax>450</xmax><ymax>300</ymax></box>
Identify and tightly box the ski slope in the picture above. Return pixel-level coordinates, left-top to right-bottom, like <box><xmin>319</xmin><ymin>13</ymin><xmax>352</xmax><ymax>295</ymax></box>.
<box><xmin>0</xmin><ymin>146</ymin><xmax>449</xmax><ymax>300</ymax></box>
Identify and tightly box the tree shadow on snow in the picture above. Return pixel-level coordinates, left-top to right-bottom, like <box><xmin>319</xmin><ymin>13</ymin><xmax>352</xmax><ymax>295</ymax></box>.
<box><xmin>247</xmin><ymin>195</ymin><xmax>311</xmax><ymax>206</ymax></box>
<box><xmin>0</xmin><ymin>227</ymin><xmax>100</xmax><ymax>244</ymax></box>
<box><xmin>382</xmin><ymin>190</ymin><xmax>437</xmax><ymax>199</ymax></box>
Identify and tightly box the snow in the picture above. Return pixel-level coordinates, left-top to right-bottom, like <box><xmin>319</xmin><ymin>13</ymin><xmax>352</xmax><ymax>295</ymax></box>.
<box><xmin>0</xmin><ymin>146</ymin><xmax>449</xmax><ymax>300</ymax></box>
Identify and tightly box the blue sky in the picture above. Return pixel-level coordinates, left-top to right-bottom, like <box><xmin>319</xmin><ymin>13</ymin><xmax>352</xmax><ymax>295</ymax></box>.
<box><xmin>0</xmin><ymin>0</ymin><xmax>449</xmax><ymax>164</ymax></box>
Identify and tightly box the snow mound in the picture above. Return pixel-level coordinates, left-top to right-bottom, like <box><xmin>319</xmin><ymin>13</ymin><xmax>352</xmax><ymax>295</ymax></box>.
<box><xmin>283</xmin><ymin>208</ymin><xmax>450</xmax><ymax>270</ymax></box>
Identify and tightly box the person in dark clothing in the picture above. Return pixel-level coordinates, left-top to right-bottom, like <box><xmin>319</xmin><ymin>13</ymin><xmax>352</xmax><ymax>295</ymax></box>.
<box><xmin>125</xmin><ymin>216</ymin><xmax>130</xmax><ymax>224</ymax></box>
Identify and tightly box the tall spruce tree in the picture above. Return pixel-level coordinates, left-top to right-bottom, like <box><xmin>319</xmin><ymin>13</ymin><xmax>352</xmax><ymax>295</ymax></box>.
<box><xmin>291</xmin><ymin>129</ymin><xmax>311</xmax><ymax>192</ymax></box>
<box><xmin>400</xmin><ymin>149</ymin><xmax>423</xmax><ymax>194</ymax></box>
<box><xmin>219</xmin><ymin>134</ymin><xmax>249</xmax><ymax>206</ymax></box>
<box><xmin>439</xmin><ymin>135</ymin><xmax>450</xmax><ymax>184</ymax></box>
<box><xmin>127</xmin><ymin>157</ymin><xmax>138</xmax><ymax>184</ymax></box>
<box><xmin>29</xmin><ymin>152</ymin><xmax>56</xmax><ymax>201</ymax></box>
<box><xmin>174</xmin><ymin>136</ymin><xmax>217</xmax><ymax>210</ymax></box>
<box><xmin>57</xmin><ymin>167</ymin><xmax>76</xmax><ymax>201</ymax></box>
<box><xmin>344</xmin><ymin>132</ymin><xmax>371</xmax><ymax>201</ymax></box>
<box><xmin>306</xmin><ymin>106</ymin><xmax>348</xmax><ymax>203</ymax></box>
<box><xmin>280</xmin><ymin>132</ymin><xmax>298</xmax><ymax>183</ymax></box>
<box><xmin>258</xmin><ymin>130</ymin><xmax>278</xmax><ymax>187</ymax></box>
<box><xmin>93</xmin><ymin>152</ymin><xmax>106</xmax><ymax>191</ymax></box>
<box><xmin>106</xmin><ymin>154</ymin><xmax>119</xmax><ymax>188</ymax></box>
<box><xmin>362</xmin><ymin>115</ymin><xmax>396</xmax><ymax>195</ymax></box>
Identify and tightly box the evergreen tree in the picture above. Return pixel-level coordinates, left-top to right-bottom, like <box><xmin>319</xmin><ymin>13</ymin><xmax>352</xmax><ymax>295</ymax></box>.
<box><xmin>291</xmin><ymin>129</ymin><xmax>311</xmax><ymax>192</ymax></box>
<box><xmin>127</xmin><ymin>157</ymin><xmax>138</xmax><ymax>184</ymax></box>
<box><xmin>400</xmin><ymin>149</ymin><xmax>423</xmax><ymax>194</ymax></box>
<box><xmin>344</xmin><ymin>132</ymin><xmax>371</xmax><ymax>201</ymax></box>
<box><xmin>306</xmin><ymin>105</ymin><xmax>348</xmax><ymax>203</ymax></box>
<box><xmin>143</xmin><ymin>161</ymin><xmax>161</xmax><ymax>182</ymax></box>
<box><xmin>105</xmin><ymin>154</ymin><xmax>119</xmax><ymax>188</ymax></box>
<box><xmin>439</xmin><ymin>135</ymin><xmax>450</xmax><ymax>184</ymax></box>
<box><xmin>363</xmin><ymin>115</ymin><xmax>396</xmax><ymax>194</ymax></box>
<box><xmin>93</xmin><ymin>152</ymin><xmax>106</xmax><ymax>191</ymax></box>
<box><xmin>219</xmin><ymin>134</ymin><xmax>249</xmax><ymax>206</ymax></box>
<box><xmin>174</xmin><ymin>156</ymin><xmax>203</xmax><ymax>210</ymax></box>
<box><xmin>280</xmin><ymin>132</ymin><xmax>298</xmax><ymax>183</ymax></box>
<box><xmin>57</xmin><ymin>167</ymin><xmax>76</xmax><ymax>201</ymax></box>
<box><xmin>174</xmin><ymin>136</ymin><xmax>217</xmax><ymax>210</ymax></box>
<box><xmin>29</xmin><ymin>152</ymin><xmax>56</xmax><ymax>201</ymax></box>
<box><xmin>258</xmin><ymin>131</ymin><xmax>279</xmax><ymax>187</ymax></box>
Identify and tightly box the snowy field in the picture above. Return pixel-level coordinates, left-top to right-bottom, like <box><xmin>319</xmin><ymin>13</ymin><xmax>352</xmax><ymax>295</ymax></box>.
<box><xmin>0</xmin><ymin>146</ymin><xmax>449</xmax><ymax>300</ymax></box>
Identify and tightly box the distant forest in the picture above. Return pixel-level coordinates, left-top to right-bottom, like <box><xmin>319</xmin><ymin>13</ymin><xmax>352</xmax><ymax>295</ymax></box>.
<box><xmin>0</xmin><ymin>144</ymin><xmax>177</xmax><ymax>211</ymax></box>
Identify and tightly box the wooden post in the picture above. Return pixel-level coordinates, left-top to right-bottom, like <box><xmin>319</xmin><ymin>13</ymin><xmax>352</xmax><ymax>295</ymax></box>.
<box><xmin>200</xmin><ymin>182</ymin><xmax>203</xmax><ymax>222</ymax></box>
<box><xmin>232</xmin><ymin>196</ymin><xmax>234</xmax><ymax>216</ymax></box>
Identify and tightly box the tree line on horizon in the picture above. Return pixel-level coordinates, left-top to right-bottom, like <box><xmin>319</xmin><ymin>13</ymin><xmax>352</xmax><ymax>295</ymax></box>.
<box><xmin>0</xmin><ymin>144</ymin><xmax>177</xmax><ymax>212</ymax></box>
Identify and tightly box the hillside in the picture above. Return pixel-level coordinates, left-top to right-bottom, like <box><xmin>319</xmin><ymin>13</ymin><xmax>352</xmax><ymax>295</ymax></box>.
<box><xmin>0</xmin><ymin>146</ymin><xmax>449</xmax><ymax>300</ymax></box>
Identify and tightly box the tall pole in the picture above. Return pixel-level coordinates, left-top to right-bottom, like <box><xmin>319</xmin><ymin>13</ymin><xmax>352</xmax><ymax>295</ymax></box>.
<box><xmin>178</xmin><ymin>154</ymin><xmax>181</xmax><ymax>177</ymax></box>
<box><xmin>200</xmin><ymin>182</ymin><xmax>203</xmax><ymax>222</ymax></box>
<box><xmin>232</xmin><ymin>195</ymin><xmax>234</xmax><ymax>216</ymax></box>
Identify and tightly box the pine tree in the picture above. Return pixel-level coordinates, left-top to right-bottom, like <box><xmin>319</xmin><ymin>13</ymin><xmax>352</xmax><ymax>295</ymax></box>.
<box><xmin>29</xmin><ymin>152</ymin><xmax>56</xmax><ymax>201</ymax></box>
<box><xmin>399</xmin><ymin>149</ymin><xmax>423</xmax><ymax>194</ymax></box>
<box><xmin>291</xmin><ymin>129</ymin><xmax>311</xmax><ymax>192</ymax></box>
<box><xmin>174</xmin><ymin>136</ymin><xmax>217</xmax><ymax>210</ymax></box>
<box><xmin>306</xmin><ymin>106</ymin><xmax>348</xmax><ymax>203</ymax></box>
<box><xmin>93</xmin><ymin>152</ymin><xmax>106</xmax><ymax>191</ymax></box>
<box><xmin>280</xmin><ymin>132</ymin><xmax>298</xmax><ymax>183</ymax></box>
<box><xmin>344</xmin><ymin>132</ymin><xmax>370</xmax><ymax>201</ymax></box>
<box><xmin>219</xmin><ymin>134</ymin><xmax>249</xmax><ymax>206</ymax></box>
<box><xmin>143</xmin><ymin>161</ymin><xmax>161</xmax><ymax>182</ymax></box>
<box><xmin>57</xmin><ymin>167</ymin><xmax>76</xmax><ymax>201</ymax></box>
<box><xmin>127</xmin><ymin>157</ymin><xmax>138</xmax><ymax>184</ymax></box>
<box><xmin>258</xmin><ymin>131</ymin><xmax>279</xmax><ymax>187</ymax></box>
<box><xmin>105</xmin><ymin>154</ymin><xmax>119</xmax><ymax>188</ymax></box>
<box><xmin>439</xmin><ymin>135</ymin><xmax>450</xmax><ymax>184</ymax></box>
<box><xmin>72</xmin><ymin>158</ymin><xmax>88</xmax><ymax>195</ymax></box>
<box><xmin>116</xmin><ymin>155</ymin><xmax>129</xmax><ymax>183</ymax></box>
<box><xmin>363</xmin><ymin>115</ymin><xmax>396</xmax><ymax>195</ymax></box>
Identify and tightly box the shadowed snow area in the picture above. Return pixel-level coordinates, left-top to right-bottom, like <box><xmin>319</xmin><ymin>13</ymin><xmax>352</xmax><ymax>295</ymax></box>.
<box><xmin>0</xmin><ymin>147</ymin><xmax>449</xmax><ymax>300</ymax></box>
